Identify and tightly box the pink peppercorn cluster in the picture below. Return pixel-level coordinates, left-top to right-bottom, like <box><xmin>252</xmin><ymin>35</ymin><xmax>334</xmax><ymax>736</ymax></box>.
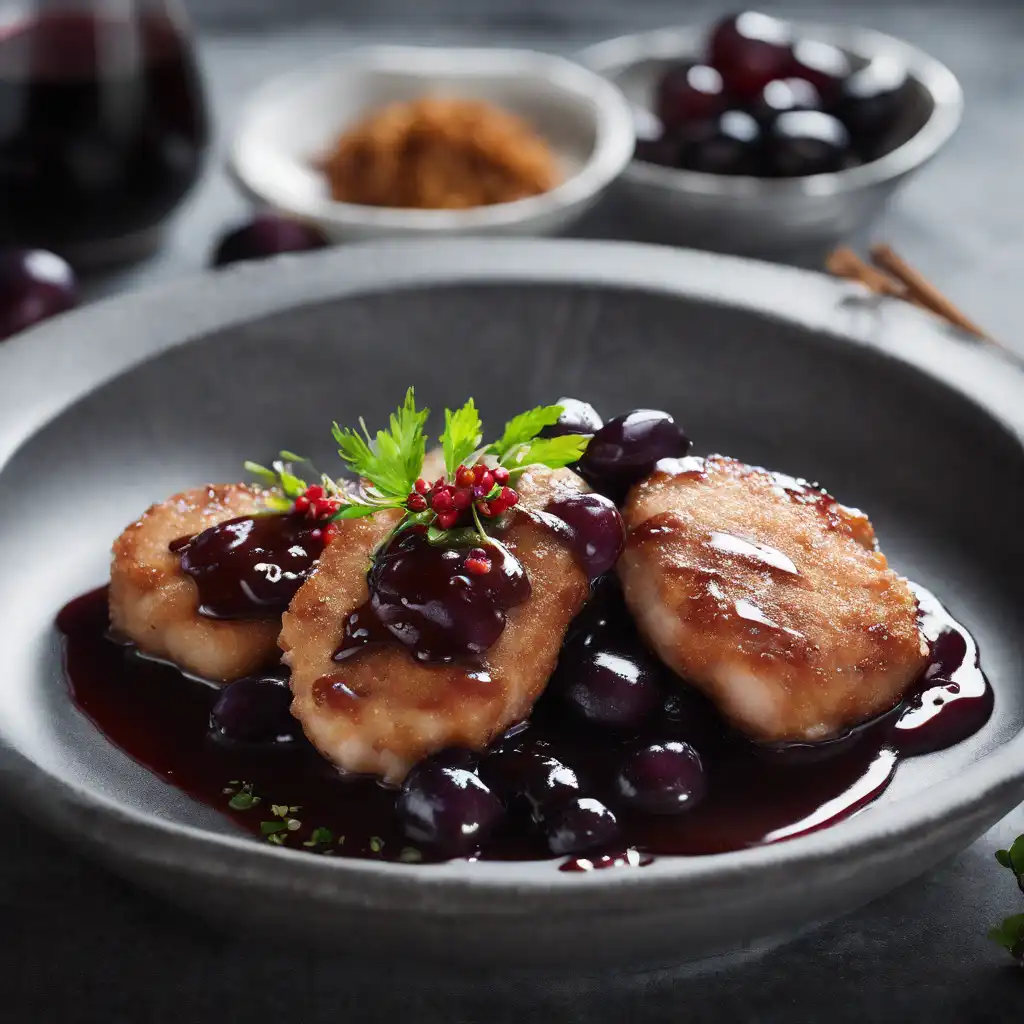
<box><xmin>294</xmin><ymin>484</ymin><xmax>341</xmax><ymax>542</ymax></box>
<box><xmin>406</xmin><ymin>463</ymin><xmax>520</xmax><ymax>531</ymax></box>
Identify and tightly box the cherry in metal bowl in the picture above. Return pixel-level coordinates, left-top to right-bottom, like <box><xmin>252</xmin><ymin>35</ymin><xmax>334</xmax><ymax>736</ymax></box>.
<box><xmin>579</xmin><ymin>19</ymin><xmax>962</xmax><ymax>254</ymax></box>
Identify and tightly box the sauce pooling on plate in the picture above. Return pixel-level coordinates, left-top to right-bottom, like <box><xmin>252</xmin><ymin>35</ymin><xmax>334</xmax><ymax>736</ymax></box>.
<box><xmin>56</xmin><ymin>578</ymin><xmax>992</xmax><ymax>868</ymax></box>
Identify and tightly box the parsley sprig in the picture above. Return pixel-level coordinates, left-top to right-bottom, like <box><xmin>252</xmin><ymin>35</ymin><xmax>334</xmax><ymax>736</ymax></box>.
<box><xmin>990</xmin><ymin>834</ymin><xmax>1024</xmax><ymax>963</ymax></box>
<box><xmin>245</xmin><ymin>389</ymin><xmax>594</xmax><ymax>546</ymax></box>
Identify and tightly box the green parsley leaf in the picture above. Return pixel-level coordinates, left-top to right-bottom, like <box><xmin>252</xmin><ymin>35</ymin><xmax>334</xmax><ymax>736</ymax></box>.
<box><xmin>261</xmin><ymin>821</ymin><xmax>287</xmax><ymax>835</ymax></box>
<box><xmin>303</xmin><ymin>827</ymin><xmax>333</xmax><ymax>847</ymax></box>
<box><xmin>440</xmin><ymin>399</ymin><xmax>482</xmax><ymax>479</ymax></box>
<box><xmin>1004</xmin><ymin>836</ymin><xmax>1024</xmax><ymax>876</ymax></box>
<box><xmin>488</xmin><ymin>404</ymin><xmax>563</xmax><ymax>460</ymax></box>
<box><xmin>271</xmin><ymin>804</ymin><xmax>290</xmax><ymax>818</ymax></box>
<box><xmin>369</xmin><ymin>836</ymin><xmax>385</xmax><ymax>853</ymax></box>
<box><xmin>332</xmin><ymin>387</ymin><xmax>429</xmax><ymax>501</ymax></box>
<box><xmin>267</xmin><ymin>832</ymin><xmax>288</xmax><ymax>845</ymax></box>
<box><xmin>272</xmin><ymin>460</ymin><xmax>307</xmax><ymax>499</ymax></box>
<box><xmin>988</xmin><ymin>914</ymin><xmax>1024</xmax><ymax>955</ymax></box>
<box><xmin>228</xmin><ymin>789</ymin><xmax>259</xmax><ymax>811</ymax></box>
<box><xmin>243</xmin><ymin>461</ymin><xmax>279</xmax><ymax>488</ymax></box>
<box><xmin>502</xmin><ymin>434</ymin><xmax>589</xmax><ymax>472</ymax></box>
<box><xmin>262</xmin><ymin>493</ymin><xmax>293</xmax><ymax>513</ymax></box>
<box><xmin>331</xmin><ymin>503</ymin><xmax>383</xmax><ymax>520</ymax></box>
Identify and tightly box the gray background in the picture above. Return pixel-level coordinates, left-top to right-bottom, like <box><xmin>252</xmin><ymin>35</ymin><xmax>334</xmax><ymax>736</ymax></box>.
<box><xmin>6</xmin><ymin>1</ymin><xmax>1024</xmax><ymax>1020</ymax></box>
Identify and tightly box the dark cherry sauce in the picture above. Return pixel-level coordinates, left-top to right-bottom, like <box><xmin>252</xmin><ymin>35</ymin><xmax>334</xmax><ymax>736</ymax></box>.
<box><xmin>173</xmin><ymin>513</ymin><xmax>327</xmax><ymax>620</ymax></box>
<box><xmin>57</xmin><ymin>572</ymin><xmax>991</xmax><ymax>868</ymax></box>
<box><xmin>334</xmin><ymin>526</ymin><xmax>532</xmax><ymax>665</ymax></box>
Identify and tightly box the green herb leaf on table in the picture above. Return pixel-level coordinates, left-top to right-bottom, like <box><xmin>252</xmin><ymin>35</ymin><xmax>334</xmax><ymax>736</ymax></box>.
<box><xmin>261</xmin><ymin>820</ymin><xmax>287</xmax><ymax>835</ymax></box>
<box><xmin>988</xmin><ymin>913</ymin><xmax>1024</xmax><ymax>957</ymax></box>
<box><xmin>441</xmin><ymin>399</ymin><xmax>483</xmax><ymax>479</ymax></box>
<box><xmin>990</xmin><ymin>833</ymin><xmax>1024</xmax><ymax>961</ymax></box>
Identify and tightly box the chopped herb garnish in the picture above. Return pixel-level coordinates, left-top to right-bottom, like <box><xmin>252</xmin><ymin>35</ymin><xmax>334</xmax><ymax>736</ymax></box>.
<box><xmin>271</xmin><ymin>804</ymin><xmax>290</xmax><ymax>818</ymax></box>
<box><xmin>399</xmin><ymin>847</ymin><xmax>423</xmax><ymax>863</ymax></box>
<box><xmin>267</xmin><ymin>832</ymin><xmax>288</xmax><ymax>845</ymax></box>
<box><xmin>303</xmin><ymin>827</ymin><xmax>334</xmax><ymax>848</ymax></box>
<box><xmin>227</xmin><ymin>783</ymin><xmax>260</xmax><ymax>811</ymax></box>
<box><xmin>369</xmin><ymin>836</ymin><xmax>385</xmax><ymax>854</ymax></box>
<box><xmin>261</xmin><ymin>820</ymin><xmax>287</xmax><ymax>835</ymax></box>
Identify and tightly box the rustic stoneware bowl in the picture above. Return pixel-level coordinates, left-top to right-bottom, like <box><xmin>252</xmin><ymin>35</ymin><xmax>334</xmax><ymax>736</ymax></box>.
<box><xmin>0</xmin><ymin>240</ymin><xmax>1022</xmax><ymax>971</ymax></box>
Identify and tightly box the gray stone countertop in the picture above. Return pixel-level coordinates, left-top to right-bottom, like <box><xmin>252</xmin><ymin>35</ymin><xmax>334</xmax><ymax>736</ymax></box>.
<box><xmin>4</xmin><ymin>4</ymin><xmax>1024</xmax><ymax>1021</ymax></box>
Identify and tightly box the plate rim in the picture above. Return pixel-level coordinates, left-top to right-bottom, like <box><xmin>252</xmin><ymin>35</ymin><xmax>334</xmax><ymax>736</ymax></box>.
<box><xmin>1</xmin><ymin>237</ymin><xmax>1022</xmax><ymax>909</ymax></box>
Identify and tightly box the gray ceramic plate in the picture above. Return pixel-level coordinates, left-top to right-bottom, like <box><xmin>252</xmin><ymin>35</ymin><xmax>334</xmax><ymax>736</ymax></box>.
<box><xmin>0</xmin><ymin>239</ymin><xmax>1022</xmax><ymax>971</ymax></box>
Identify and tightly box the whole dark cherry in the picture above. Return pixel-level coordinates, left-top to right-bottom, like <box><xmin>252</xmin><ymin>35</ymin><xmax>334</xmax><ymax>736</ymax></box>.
<box><xmin>656</xmin><ymin>62</ymin><xmax>727</xmax><ymax>128</ymax></box>
<box><xmin>397</xmin><ymin>758</ymin><xmax>504</xmax><ymax>858</ymax></box>
<box><xmin>748</xmin><ymin>77</ymin><xmax>822</xmax><ymax>124</ymax></box>
<box><xmin>765</xmin><ymin>110</ymin><xmax>851</xmax><ymax>177</ymax></box>
<box><xmin>212</xmin><ymin>214</ymin><xmax>329</xmax><ymax>268</ymax></box>
<box><xmin>555</xmin><ymin>642</ymin><xmax>663</xmax><ymax>729</ymax></box>
<box><xmin>210</xmin><ymin>669</ymin><xmax>299</xmax><ymax>745</ymax></box>
<box><xmin>544</xmin><ymin>492</ymin><xmax>625</xmax><ymax>579</ymax></box>
<box><xmin>676</xmin><ymin>110</ymin><xmax>762</xmax><ymax>175</ymax></box>
<box><xmin>540</xmin><ymin>397</ymin><xmax>604</xmax><ymax>438</ymax></box>
<box><xmin>615</xmin><ymin>741</ymin><xmax>707</xmax><ymax>815</ymax></box>
<box><xmin>479</xmin><ymin>749</ymin><xmax>580</xmax><ymax>812</ymax></box>
<box><xmin>579</xmin><ymin>409</ymin><xmax>692</xmax><ymax>500</ymax></box>
<box><xmin>706</xmin><ymin>12</ymin><xmax>794</xmax><ymax>101</ymax></box>
<box><xmin>787</xmin><ymin>39</ymin><xmax>852</xmax><ymax>102</ymax></box>
<box><xmin>540</xmin><ymin>796</ymin><xmax>620</xmax><ymax>855</ymax></box>
<box><xmin>0</xmin><ymin>248</ymin><xmax>77</xmax><ymax>341</ymax></box>
<box><xmin>836</xmin><ymin>56</ymin><xmax>911</xmax><ymax>158</ymax></box>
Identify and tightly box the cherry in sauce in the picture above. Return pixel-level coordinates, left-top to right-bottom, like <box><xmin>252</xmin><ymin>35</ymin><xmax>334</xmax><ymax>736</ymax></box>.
<box><xmin>57</xmin><ymin>571</ymin><xmax>992</xmax><ymax>868</ymax></box>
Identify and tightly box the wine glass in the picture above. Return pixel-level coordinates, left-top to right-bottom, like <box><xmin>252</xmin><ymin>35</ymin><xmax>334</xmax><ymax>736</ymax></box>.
<box><xmin>0</xmin><ymin>0</ymin><xmax>210</xmax><ymax>266</ymax></box>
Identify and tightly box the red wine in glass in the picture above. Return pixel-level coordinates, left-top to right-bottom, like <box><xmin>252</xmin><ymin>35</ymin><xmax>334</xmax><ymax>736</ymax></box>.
<box><xmin>0</xmin><ymin>1</ymin><xmax>209</xmax><ymax>266</ymax></box>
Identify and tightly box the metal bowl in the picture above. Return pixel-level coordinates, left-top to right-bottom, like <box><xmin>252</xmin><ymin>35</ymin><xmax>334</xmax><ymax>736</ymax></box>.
<box><xmin>578</xmin><ymin>24</ymin><xmax>963</xmax><ymax>257</ymax></box>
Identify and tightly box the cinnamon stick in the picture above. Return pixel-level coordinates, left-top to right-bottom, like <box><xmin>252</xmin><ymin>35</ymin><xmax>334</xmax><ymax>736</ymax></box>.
<box><xmin>869</xmin><ymin>244</ymin><xmax>988</xmax><ymax>339</ymax></box>
<box><xmin>826</xmin><ymin>246</ymin><xmax>909</xmax><ymax>299</ymax></box>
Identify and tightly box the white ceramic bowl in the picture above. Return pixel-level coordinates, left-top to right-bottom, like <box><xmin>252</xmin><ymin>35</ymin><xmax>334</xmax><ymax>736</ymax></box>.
<box><xmin>228</xmin><ymin>45</ymin><xmax>636</xmax><ymax>241</ymax></box>
<box><xmin>579</xmin><ymin>24</ymin><xmax>963</xmax><ymax>256</ymax></box>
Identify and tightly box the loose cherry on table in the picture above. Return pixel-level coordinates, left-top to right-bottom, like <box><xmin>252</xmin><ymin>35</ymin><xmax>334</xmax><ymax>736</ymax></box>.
<box><xmin>0</xmin><ymin>248</ymin><xmax>76</xmax><ymax>341</ymax></box>
<box><xmin>212</xmin><ymin>215</ymin><xmax>329</xmax><ymax>268</ymax></box>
